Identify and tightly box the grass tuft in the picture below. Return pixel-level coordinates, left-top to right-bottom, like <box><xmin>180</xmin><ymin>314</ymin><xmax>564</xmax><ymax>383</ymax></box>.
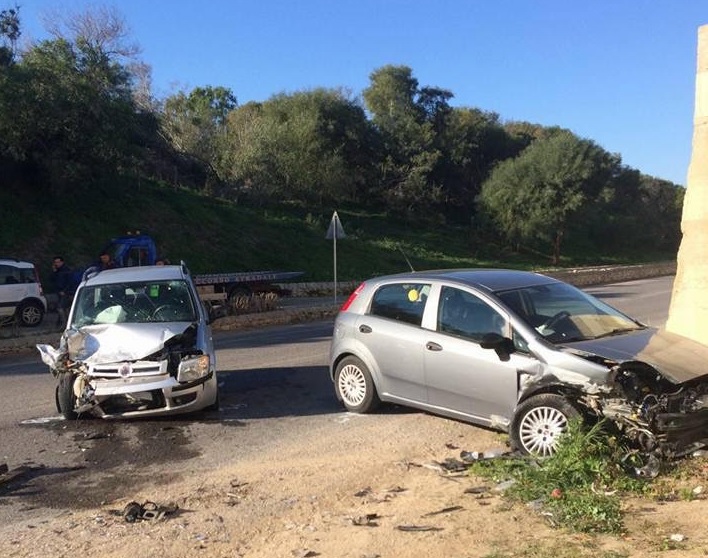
<box><xmin>469</xmin><ymin>420</ymin><xmax>648</xmax><ymax>534</ymax></box>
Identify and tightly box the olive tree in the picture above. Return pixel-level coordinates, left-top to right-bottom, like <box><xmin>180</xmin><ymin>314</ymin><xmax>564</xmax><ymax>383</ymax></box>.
<box><xmin>479</xmin><ymin>130</ymin><xmax>615</xmax><ymax>264</ymax></box>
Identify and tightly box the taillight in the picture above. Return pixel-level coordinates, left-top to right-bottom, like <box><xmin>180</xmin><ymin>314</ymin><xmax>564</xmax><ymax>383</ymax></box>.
<box><xmin>34</xmin><ymin>267</ymin><xmax>44</xmax><ymax>295</ymax></box>
<box><xmin>340</xmin><ymin>282</ymin><xmax>365</xmax><ymax>312</ymax></box>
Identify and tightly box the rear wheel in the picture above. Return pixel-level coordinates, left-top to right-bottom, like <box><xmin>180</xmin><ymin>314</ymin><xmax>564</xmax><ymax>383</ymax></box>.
<box><xmin>56</xmin><ymin>373</ymin><xmax>80</xmax><ymax>420</ymax></box>
<box><xmin>510</xmin><ymin>394</ymin><xmax>580</xmax><ymax>457</ymax></box>
<box><xmin>17</xmin><ymin>300</ymin><xmax>44</xmax><ymax>327</ymax></box>
<box><xmin>334</xmin><ymin>356</ymin><xmax>380</xmax><ymax>413</ymax></box>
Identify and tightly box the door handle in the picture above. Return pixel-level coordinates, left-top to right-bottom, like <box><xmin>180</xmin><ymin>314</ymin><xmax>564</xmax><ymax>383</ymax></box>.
<box><xmin>359</xmin><ymin>324</ymin><xmax>372</xmax><ymax>333</ymax></box>
<box><xmin>426</xmin><ymin>341</ymin><xmax>442</xmax><ymax>351</ymax></box>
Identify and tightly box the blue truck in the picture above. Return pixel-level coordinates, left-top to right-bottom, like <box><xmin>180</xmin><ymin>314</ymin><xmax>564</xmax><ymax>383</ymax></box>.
<box><xmin>102</xmin><ymin>233</ymin><xmax>303</xmax><ymax>300</ymax></box>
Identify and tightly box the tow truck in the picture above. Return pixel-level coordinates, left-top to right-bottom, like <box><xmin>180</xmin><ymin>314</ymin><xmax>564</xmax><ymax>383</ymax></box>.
<box><xmin>102</xmin><ymin>233</ymin><xmax>304</xmax><ymax>303</ymax></box>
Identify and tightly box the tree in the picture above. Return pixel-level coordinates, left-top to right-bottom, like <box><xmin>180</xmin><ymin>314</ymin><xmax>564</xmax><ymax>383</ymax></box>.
<box><xmin>41</xmin><ymin>5</ymin><xmax>140</xmax><ymax>60</ymax></box>
<box><xmin>362</xmin><ymin>65</ymin><xmax>447</xmax><ymax>218</ymax></box>
<box><xmin>0</xmin><ymin>4</ymin><xmax>20</xmax><ymax>66</ymax></box>
<box><xmin>221</xmin><ymin>88</ymin><xmax>376</xmax><ymax>206</ymax></box>
<box><xmin>0</xmin><ymin>6</ymin><xmax>151</xmax><ymax>194</ymax></box>
<box><xmin>434</xmin><ymin>108</ymin><xmax>517</xmax><ymax>222</ymax></box>
<box><xmin>479</xmin><ymin>131</ymin><xmax>616</xmax><ymax>264</ymax></box>
<box><xmin>161</xmin><ymin>85</ymin><xmax>237</xmax><ymax>191</ymax></box>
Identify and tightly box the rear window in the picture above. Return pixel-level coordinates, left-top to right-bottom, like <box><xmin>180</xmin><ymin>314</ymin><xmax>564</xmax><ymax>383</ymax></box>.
<box><xmin>369</xmin><ymin>283</ymin><xmax>430</xmax><ymax>326</ymax></box>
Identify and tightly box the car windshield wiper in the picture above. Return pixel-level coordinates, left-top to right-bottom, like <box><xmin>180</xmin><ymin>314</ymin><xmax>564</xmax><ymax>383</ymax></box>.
<box><xmin>591</xmin><ymin>326</ymin><xmax>645</xmax><ymax>340</ymax></box>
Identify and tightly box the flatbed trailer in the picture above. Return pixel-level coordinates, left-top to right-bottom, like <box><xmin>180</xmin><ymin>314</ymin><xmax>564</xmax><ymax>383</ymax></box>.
<box><xmin>103</xmin><ymin>233</ymin><xmax>304</xmax><ymax>300</ymax></box>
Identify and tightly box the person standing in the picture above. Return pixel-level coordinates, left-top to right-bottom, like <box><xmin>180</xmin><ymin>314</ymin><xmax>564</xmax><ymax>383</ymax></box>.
<box><xmin>97</xmin><ymin>251</ymin><xmax>118</xmax><ymax>270</ymax></box>
<box><xmin>51</xmin><ymin>256</ymin><xmax>74</xmax><ymax>327</ymax></box>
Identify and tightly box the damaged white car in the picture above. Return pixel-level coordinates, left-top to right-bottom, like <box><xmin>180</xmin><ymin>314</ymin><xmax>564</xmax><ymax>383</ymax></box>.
<box><xmin>329</xmin><ymin>270</ymin><xmax>708</xmax><ymax>458</ymax></box>
<box><xmin>38</xmin><ymin>264</ymin><xmax>218</xmax><ymax>419</ymax></box>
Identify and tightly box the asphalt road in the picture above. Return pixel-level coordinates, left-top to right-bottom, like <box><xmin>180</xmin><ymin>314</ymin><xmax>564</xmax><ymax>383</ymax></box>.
<box><xmin>0</xmin><ymin>275</ymin><xmax>675</xmax><ymax>523</ymax></box>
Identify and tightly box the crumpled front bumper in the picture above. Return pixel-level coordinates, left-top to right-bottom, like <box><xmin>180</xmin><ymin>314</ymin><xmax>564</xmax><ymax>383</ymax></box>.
<box><xmin>84</xmin><ymin>367</ymin><xmax>217</xmax><ymax>418</ymax></box>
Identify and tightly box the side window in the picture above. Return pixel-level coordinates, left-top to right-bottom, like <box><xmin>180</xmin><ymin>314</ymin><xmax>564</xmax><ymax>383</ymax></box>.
<box><xmin>0</xmin><ymin>264</ymin><xmax>16</xmax><ymax>284</ymax></box>
<box><xmin>438</xmin><ymin>286</ymin><xmax>505</xmax><ymax>342</ymax></box>
<box><xmin>19</xmin><ymin>268</ymin><xmax>36</xmax><ymax>283</ymax></box>
<box><xmin>512</xmin><ymin>327</ymin><xmax>531</xmax><ymax>354</ymax></box>
<box><xmin>369</xmin><ymin>283</ymin><xmax>430</xmax><ymax>326</ymax></box>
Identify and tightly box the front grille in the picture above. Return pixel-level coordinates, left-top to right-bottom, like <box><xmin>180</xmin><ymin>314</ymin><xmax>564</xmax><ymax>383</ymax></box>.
<box><xmin>88</xmin><ymin>360</ymin><xmax>166</xmax><ymax>378</ymax></box>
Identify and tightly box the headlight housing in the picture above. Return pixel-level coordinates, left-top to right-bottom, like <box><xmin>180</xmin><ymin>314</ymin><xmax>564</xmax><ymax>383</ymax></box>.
<box><xmin>177</xmin><ymin>354</ymin><xmax>210</xmax><ymax>382</ymax></box>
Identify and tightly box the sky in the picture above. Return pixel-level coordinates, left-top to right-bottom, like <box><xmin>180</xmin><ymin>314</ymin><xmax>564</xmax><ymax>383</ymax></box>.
<box><xmin>11</xmin><ymin>0</ymin><xmax>708</xmax><ymax>186</ymax></box>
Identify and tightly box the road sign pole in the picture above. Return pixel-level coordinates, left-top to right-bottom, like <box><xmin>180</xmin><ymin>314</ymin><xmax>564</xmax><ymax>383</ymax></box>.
<box><xmin>333</xmin><ymin>224</ymin><xmax>337</xmax><ymax>305</ymax></box>
<box><xmin>325</xmin><ymin>211</ymin><xmax>346</xmax><ymax>306</ymax></box>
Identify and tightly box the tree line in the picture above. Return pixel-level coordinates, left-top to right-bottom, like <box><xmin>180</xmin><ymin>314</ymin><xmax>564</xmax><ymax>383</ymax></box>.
<box><xmin>0</xmin><ymin>6</ymin><xmax>683</xmax><ymax>263</ymax></box>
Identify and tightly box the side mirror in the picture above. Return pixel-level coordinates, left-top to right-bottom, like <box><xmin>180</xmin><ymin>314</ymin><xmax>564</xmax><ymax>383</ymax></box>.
<box><xmin>480</xmin><ymin>332</ymin><xmax>515</xmax><ymax>361</ymax></box>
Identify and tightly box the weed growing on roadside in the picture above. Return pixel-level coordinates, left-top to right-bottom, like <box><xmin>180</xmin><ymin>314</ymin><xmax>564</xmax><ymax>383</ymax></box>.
<box><xmin>468</xmin><ymin>419</ymin><xmax>648</xmax><ymax>534</ymax></box>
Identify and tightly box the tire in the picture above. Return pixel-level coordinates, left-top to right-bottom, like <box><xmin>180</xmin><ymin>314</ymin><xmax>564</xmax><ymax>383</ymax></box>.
<box><xmin>510</xmin><ymin>393</ymin><xmax>580</xmax><ymax>457</ymax></box>
<box><xmin>56</xmin><ymin>373</ymin><xmax>80</xmax><ymax>420</ymax></box>
<box><xmin>228</xmin><ymin>286</ymin><xmax>251</xmax><ymax>300</ymax></box>
<box><xmin>334</xmin><ymin>356</ymin><xmax>380</xmax><ymax>413</ymax></box>
<box><xmin>17</xmin><ymin>300</ymin><xmax>44</xmax><ymax>327</ymax></box>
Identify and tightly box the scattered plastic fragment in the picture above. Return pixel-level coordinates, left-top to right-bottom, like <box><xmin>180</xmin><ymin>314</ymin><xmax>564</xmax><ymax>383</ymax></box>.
<box><xmin>396</xmin><ymin>524</ymin><xmax>443</xmax><ymax>532</ymax></box>
<box><xmin>669</xmin><ymin>533</ymin><xmax>687</xmax><ymax>542</ymax></box>
<box><xmin>354</xmin><ymin>487</ymin><xmax>372</xmax><ymax>497</ymax></box>
<box><xmin>421</xmin><ymin>505</ymin><xmax>463</xmax><ymax>517</ymax></box>
<box><xmin>460</xmin><ymin>448</ymin><xmax>509</xmax><ymax>462</ymax></box>
<box><xmin>438</xmin><ymin>458</ymin><xmax>467</xmax><ymax>472</ymax></box>
<box><xmin>350</xmin><ymin>513</ymin><xmax>379</xmax><ymax>526</ymax></box>
<box><xmin>122</xmin><ymin>500</ymin><xmax>177</xmax><ymax>522</ymax></box>
<box><xmin>463</xmin><ymin>486</ymin><xmax>490</xmax><ymax>495</ymax></box>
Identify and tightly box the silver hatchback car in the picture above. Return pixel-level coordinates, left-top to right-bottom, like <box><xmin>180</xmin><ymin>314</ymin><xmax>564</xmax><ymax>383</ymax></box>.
<box><xmin>38</xmin><ymin>263</ymin><xmax>218</xmax><ymax>419</ymax></box>
<box><xmin>329</xmin><ymin>269</ymin><xmax>708</xmax><ymax>457</ymax></box>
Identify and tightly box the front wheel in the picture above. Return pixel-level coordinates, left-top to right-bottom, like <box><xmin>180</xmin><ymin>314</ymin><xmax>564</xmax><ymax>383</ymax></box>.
<box><xmin>510</xmin><ymin>394</ymin><xmax>580</xmax><ymax>457</ymax></box>
<box><xmin>334</xmin><ymin>356</ymin><xmax>380</xmax><ymax>413</ymax></box>
<box><xmin>56</xmin><ymin>373</ymin><xmax>80</xmax><ymax>420</ymax></box>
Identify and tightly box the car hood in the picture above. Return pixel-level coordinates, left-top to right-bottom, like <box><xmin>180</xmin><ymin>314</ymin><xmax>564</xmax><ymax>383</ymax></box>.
<box><xmin>563</xmin><ymin>328</ymin><xmax>708</xmax><ymax>384</ymax></box>
<box><xmin>61</xmin><ymin>322</ymin><xmax>194</xmax><ymax>364</ymax></box>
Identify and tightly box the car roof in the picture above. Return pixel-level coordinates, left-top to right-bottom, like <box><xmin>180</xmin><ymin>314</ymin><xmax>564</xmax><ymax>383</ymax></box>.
<box><xmin>83</xmin><ymin>265</ymin><xmax>188</xmax><ymax>287</ymax></box>
<box><xmin>0</xmin><ymin>258</ymin><xmax>33</xmax><ymax>267</ymax></box>
<box><xmin>372</xmin><ymin>269</ymin><xmax>559</xmax><ymax>293</ymax></box>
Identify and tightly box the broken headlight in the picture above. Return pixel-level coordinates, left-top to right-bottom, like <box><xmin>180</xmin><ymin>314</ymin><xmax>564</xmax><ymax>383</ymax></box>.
<box><xmin>177</xmin><ymin>354</ymin><xmax>210</xmax><ymax>383</ymax></box>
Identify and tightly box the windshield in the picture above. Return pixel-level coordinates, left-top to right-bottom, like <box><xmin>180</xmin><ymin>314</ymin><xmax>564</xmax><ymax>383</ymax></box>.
<box><xmin>495</xmin><ymin>282</ymin><xmax>643</xmax><ymax>343</ymax></box>
<box><xmin>71</xmin><ymin>280</ymin><xmax>197</xmax><ymax>327</ymax></box>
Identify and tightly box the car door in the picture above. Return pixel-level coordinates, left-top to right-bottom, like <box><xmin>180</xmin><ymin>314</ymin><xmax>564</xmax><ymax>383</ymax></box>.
<box><xmin>355</xmin><ymin>281</ymin><xmax>431</xmax><ymax>404</ymax></box>
<box><xmin>424</xmin><ymin>286</ymin><xmax>541</xmax><ymax>424</ymax></box>
<box><xmin>0</xmin><ymin>264</ymin><xmax>23</xmax><ymax>318</ymax></box>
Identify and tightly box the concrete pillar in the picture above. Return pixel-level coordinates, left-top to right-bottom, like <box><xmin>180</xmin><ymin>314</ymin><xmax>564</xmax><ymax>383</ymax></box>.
<box><xmin>666</xmin><ymin>25</ymin><xmax>708</xmax><ymax>343</ymax></box>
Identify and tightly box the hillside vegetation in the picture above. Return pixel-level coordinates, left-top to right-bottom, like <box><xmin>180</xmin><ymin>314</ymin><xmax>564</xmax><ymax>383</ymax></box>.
<box><xmin>0</xmin><ymin>6</ymin><xmax>683</xmax><ymax>282</ymax></box>
<box><xmin>0</xmin><ymin>177</ymin><xmax>677</xmax><ymax>286</ymax></box>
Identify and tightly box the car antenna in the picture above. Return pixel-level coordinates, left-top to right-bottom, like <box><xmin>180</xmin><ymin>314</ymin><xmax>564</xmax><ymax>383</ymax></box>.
<box><xmin>398</xmin><ymin>245</ymin><xmax>415</xmax><ymax>272</ymax></box>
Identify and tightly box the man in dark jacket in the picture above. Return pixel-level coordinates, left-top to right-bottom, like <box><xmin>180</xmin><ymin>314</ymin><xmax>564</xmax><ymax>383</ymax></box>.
<box><xmin>51</xmin><ymin>256</ymin><xmax>74</xmax><ymax>327</ymax></box>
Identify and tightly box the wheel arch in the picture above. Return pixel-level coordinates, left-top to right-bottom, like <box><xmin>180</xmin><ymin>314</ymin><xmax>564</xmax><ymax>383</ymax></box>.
<box><xmin>17</xmin><ymin>296</ymin><xmax>46</xmax><ymax>310</ymax></box>
<box><xmin>330</xmin><ymin>348</ymin><xmax>381</xmax><ymax>385</ymax></box>
<box><xmin>515</xmin><ymin>383</ymin><xmax>593</xmax><ymax>418</ymax></box>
